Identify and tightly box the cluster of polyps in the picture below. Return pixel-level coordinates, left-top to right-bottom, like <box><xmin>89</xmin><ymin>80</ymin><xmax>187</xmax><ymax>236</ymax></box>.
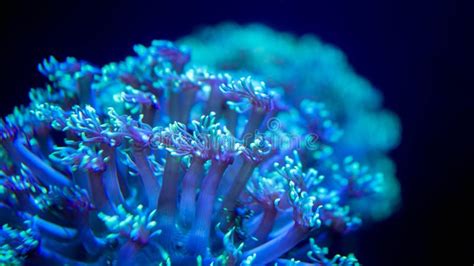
<box><xmin>0</xmin><ymin>39</ymin><xmax>395</xmax><ymax>265</ymax></box>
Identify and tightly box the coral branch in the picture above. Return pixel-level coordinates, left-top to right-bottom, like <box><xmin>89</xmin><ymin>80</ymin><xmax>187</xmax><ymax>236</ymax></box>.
<box><xmin>3</xmin><ymin>138</ymin><xmax>71</xmax><ymax>187</ymax></box>
<box><xmin>188</xmin><ymin>160</ymin><xmax>229</xmax><ymax>255</ymax></box>
<box><xmin>157</xmin><ymin>155</ymin><xmax>181</xmax><ymax>219</ymax></box>
<box><xmin>131</xmin><ymin>148</ymin><xmax>160</xmax><ymax>209</ymax></box>
<box><xmin>178</xmin><ymin>157</ymin><xmax>205</xmax><ymax>227</ymax></box>
<box><xmin>242</xmin><ymin>224</ymin><xmax>310</xmax><ymax>265</ymax></box>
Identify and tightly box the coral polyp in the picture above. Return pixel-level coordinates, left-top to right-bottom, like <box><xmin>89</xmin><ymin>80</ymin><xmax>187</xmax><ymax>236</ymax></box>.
<box><xmin>1</xmin><ymin>29</ymin><xmax>399</xmax><ymax>265</ymax></box>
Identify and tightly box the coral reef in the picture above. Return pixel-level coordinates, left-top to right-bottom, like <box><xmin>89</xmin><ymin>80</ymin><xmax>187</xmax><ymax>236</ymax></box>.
<box><xmin>0</xmin><ymin>26</ymin><xmax>399</xmax><ymax>265</ymax></box>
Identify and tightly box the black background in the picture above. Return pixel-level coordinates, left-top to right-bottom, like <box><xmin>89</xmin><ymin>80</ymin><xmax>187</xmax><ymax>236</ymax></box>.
<box><xmin>1</xmin><ymin>0</ymin><xmax>472</xmax><ymax>265</ymax></box>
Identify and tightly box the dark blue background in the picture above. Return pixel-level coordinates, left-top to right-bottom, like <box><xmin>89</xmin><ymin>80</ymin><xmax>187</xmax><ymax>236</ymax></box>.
<box><xmin>1</xmin><ymin>0</ymin><xmax>471</xmax><ymax>265</ymax></box>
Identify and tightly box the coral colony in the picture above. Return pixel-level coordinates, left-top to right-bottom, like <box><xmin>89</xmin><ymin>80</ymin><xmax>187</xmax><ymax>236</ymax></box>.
<box><xmin>0</xmin><ymin>24</ymin><xmax>400</xmax><ymax>265</ymax></box>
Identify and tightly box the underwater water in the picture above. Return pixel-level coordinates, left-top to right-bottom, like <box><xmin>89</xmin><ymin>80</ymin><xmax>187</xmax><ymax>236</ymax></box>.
<box><xmin>0</xmin><ymin>24</ymin><xmax>402</xmax><ymax>265</ymax></box>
